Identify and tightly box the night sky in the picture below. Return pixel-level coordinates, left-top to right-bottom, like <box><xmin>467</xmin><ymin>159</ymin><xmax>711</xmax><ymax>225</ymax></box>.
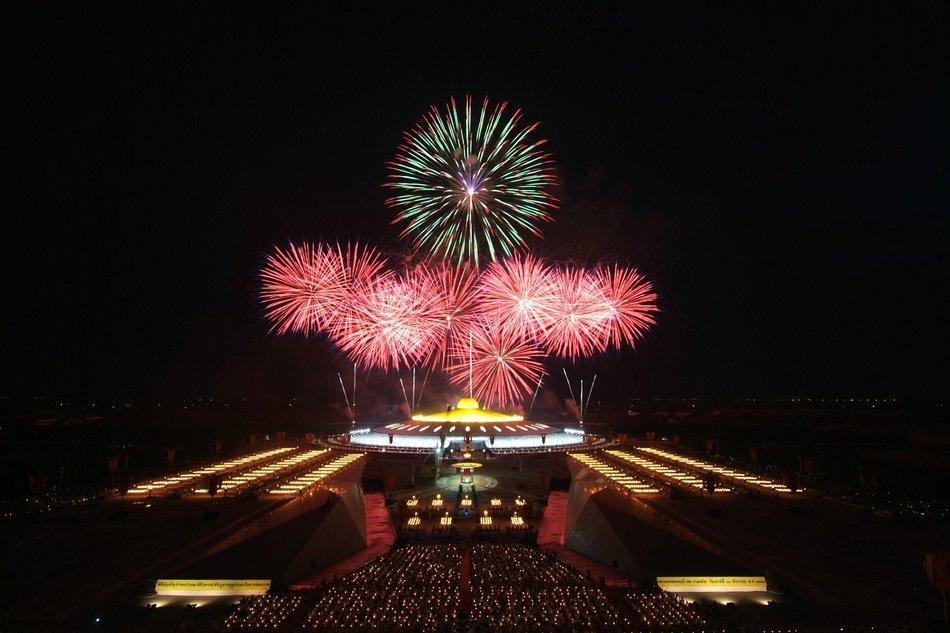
<box><xmin>6</xmin><ymin>4</ymin><xmax>948</xmax><ymax>404</ymax></box>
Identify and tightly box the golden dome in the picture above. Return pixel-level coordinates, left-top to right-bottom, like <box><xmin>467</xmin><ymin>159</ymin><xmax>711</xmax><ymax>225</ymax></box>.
<box><xmin>456</xmin><ymin>397</ymin><xmax>480</xmax><ymax>410</ymax></box>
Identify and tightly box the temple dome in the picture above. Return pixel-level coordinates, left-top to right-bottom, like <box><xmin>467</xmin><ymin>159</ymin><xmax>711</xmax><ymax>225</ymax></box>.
<box><xmin>456</xmin><ymin>397</ymin><xmax>480</xmax><ymax>410</ymax></box>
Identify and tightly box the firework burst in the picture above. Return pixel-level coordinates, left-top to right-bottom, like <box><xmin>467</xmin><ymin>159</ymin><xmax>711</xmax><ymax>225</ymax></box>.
<box><xmin>334</xmin><ymin>269</ymin><xmax>443</xmax><ymax>370</ymax></box>
<box><xmin>318</xmin><ymin>241</ymin><xmax>392</xmax><ymax>339</ymax></box>
<box><xmin>540</xmin><ymin>264</ymin><xmax>611</xmax><ymax>359</ymax></box>
<box><xmin>386</xmin><ymin>95</ymin><xmax>558</xmax><ymax>265</ymax></box>
<box><xmin>593</xmin><ymin>263</ymin><xmax>658</xmax><ymax>350</ymax></box>
<box><xmin>259</xmin><ymin>242</ymin><xmax>332</xmax><ymax>336</ymax></box>
<box><xmin>411</xmin><ymin>260</ymin><xmax>481</xmax><ymax>369</ymax></box>
<box><xmin>258</xmin><ymin>95</ymin><xmax>660</xmax><ymax>410</ymax></box>
<box><xmin>448</xmin><ymin>316</ymin><xmax>546</xmax><ymax>410</ymax></box>
<box><xmin>477</xmin><ymin>253</ymin><xmax>557</xmax><ymax>340</ymax></box>
<box><xmin>260</xmin><ymin>241</ymin><xmax>389</xmax><ymax>338</ymax></box>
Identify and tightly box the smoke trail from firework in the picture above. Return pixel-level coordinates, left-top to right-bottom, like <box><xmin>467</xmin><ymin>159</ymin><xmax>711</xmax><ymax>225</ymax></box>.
<box><xmin>386</xmin><ymin>95</ymin><xmax>558</xmax><ymax>265</ymax></box>
<box><xmin>447</xmin><ymin>316</ymin><xmax>546</xmax><ymax>410</ymax></box>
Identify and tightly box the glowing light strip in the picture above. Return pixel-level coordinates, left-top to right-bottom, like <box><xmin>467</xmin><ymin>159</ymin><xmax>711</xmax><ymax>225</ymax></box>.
<box><xmin>568</xmin><ymin>453</ymin><xmax>659</xmax><ymax>494</ymax></box>
<box><xmin>127</xmin><ymin>447</ymin><xmax>296</xmax><ymax>494</ymax></box>
<box><xmin>269</xmin><ymin>453</ymin><xmax>365</xmax><ymax>495</ymax></box>
<box><xmin>606</xmin><ymin>450</ymin><xmax>730</xmax><ymax>492</ymax></box>
<box><xmin>636</xmin><ymin>447</ymin><xmax>790</xmax><ymax>491</ymax></box>
<box><xmin>216</xmin><ymin>450</ymin><xmax>328</xmax><ymax>492</ymax></box>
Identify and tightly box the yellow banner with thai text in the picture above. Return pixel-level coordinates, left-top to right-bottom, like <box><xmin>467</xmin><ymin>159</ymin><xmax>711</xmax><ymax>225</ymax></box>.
<box><xmin>657</xmin><ymin>576</ymin><xmax>767</xmax><ymax>592</ymax></box>
<box><xmin>155</xmin><ymin>579</ymin><xmax>271</xmax><ymax>596</ymax></box>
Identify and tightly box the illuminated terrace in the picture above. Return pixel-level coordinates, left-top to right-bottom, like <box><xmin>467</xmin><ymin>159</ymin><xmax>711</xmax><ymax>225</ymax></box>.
<box><xmin>606</xmin><ymin>449</ymin><xmax>732</xmax><ymax>493</ymax></box>
<box><xmin>567</xmin><ymin>453</ymin><xmax>660</xmax><ymax>494</ymax></box>
<box><xmin>194</xmin><ymin>449</ymin><xmax>330</xmax><ymax>495</ymax></box>
<box><xmin>125</xmin><ymin>447</ymin><xmax>297</xmax><ymax>496</ymax></box>
<box><xmin>636</xmin><ymin>446</ymin><xmax>793</xmax><ymax>493</ymax></box>
<box><xmin>267</xmin><ymin>452</ymin><xmax>366</xmax><ymax>495</ymax></box>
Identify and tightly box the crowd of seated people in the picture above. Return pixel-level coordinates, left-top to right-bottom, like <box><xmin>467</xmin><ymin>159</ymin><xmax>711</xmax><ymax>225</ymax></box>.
<box><xmin>301</xmin><ymin>544</ymin><xmax>460</xmax><ymax>632</ymax></box>
<box><xmin>209</xmin><ymin>540</ymin><xmax>946</xmax><ymax>633</ymax></box>
<box><xmin>223</xmin><ymin>593</ymin><xmax>304</xmax><ymax>630</ymax></box>
<box><xmin>395</xmin><ymin>523</ymin><xmax>427</xmax><ymax>543</ymax></box>
<box><xmin>619</xmin><ymin>589</ymin><xmax>727</xmax><ymax>631</ymax></box>
<box><xmin>429</xmin><ymin>524</ymin><xmax>459</xmax><ymax>541</ymax></box>
<box><xmin>466</xmin><ymin>543</ymin><xmax>629</xmax><ymax>632</ymax></box>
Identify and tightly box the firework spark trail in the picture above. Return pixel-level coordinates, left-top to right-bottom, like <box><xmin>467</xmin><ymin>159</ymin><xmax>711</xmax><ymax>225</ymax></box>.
<box><xmin>448</xmin><ymin>316</ymin><xmax>546</xmax><ymax>410</ymax></box>
<box><xmin>386</xmin><ymin>95</ymin><xmax>558</xmax><ymax>265</ymax></box>
<box><xmin>592</xmin><ymin>263</ymin><xmax>659</xmax><ymax>350</ymax></box>
<box><xmin>337</xmin><ymin>372</ymin><xmax>354</xmax><ymax>421</ymax></box>
<box><xmin>540</xmin><ymin>264</ymin><xmax>612</xmax><ymax>359</ymax></box>
<box><xmin>526</xmin><ymin>373</ymin><xmax>545</xmax><ymax>420</ymax></box>
<box><xmin>583</xmin><ymin>375</ymin><xmax>596</xmax><ymax>419</ymax></box>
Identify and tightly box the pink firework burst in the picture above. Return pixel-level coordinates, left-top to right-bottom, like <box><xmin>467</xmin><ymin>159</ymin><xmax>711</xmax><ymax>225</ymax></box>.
<box><xmin>477</xmin><ymin>253</ymin><xmax>557</xmax><ymax>340</ymax></box>
<box><xmin>593</xmin><ymin>263</ymin><xmax>658</xmax><ymax>350</ymax></box>
<box><xmin>334</xmin><ymin>268</ymin><xmax>443</xmax><ymax>370</ymax></box>
<box><xmin>447</xmin><ymin>316</ymin><xmax>546</xmax><ymax>410</ymax></box>
<box><xmin>259</xmin><ymin>242</ymin><xmax>334</xmax><ymax>336</ymax></box>
<box><xmin>540</xmin><ymin>264</ymin><xmax>611</xmax><ymax>359</ymax></box>
<box><xmin>319</xmin><ymin>241</ymin><xmax>392</xmax><ymax>339</ymax></box>
<box><xmin>412</xmin><ymin>260</ymin><xmax>481</xmax><ymax>370</ymax></box>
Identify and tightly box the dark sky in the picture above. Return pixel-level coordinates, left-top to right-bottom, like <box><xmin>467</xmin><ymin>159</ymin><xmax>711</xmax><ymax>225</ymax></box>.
<box><xmin>6</xmin><ymin>4</ymin><xmax>948</xmax><ymax>404</ymax></box>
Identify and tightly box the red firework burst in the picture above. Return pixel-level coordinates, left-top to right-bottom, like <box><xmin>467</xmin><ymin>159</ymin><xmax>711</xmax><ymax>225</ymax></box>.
<box><xmin>413</xmin><ymin>260</ymin><xmax>481</xmax><ymax>369</ymax></box>
<box><xmin>477</xmin><ymin>253</ymin><xmax>557</xmax><ymax>340</ymax></box>
<box><xmin>260</xmin><ymin>243</ymin><xmax>659</xmax><ymax>403</ymax></box>
<box><xmin>259</xmin><ymin>242</ymin><xmax>333</xmax><ymax>336</ymax></box>
<box><xmin>540</xmin><ymin>264</ymin><xmax>611</xmax><ymax>359</ymax></box>
<box><xmin>318</xmin><ymin>241</ymin><xmax>392</xmax><ymax>339</ymax></box>
<box><xmin>334</xmin><ymin>268</ymin><xmax>443</xmax><ymax>370</ymax></box>
<box><xmin>593</xmin><ymin>263</ymin><xmax>658</xmax><ymax>349</ymax></box>
<box><xmin>447</xmin><ymin>316</ymin><xmax>546</xmax><ymax>410</ymax></box>
<box><xmin>259</xmin><ymin>240</ymin><xmax>390</xmax><ymax>339</ymax></box>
